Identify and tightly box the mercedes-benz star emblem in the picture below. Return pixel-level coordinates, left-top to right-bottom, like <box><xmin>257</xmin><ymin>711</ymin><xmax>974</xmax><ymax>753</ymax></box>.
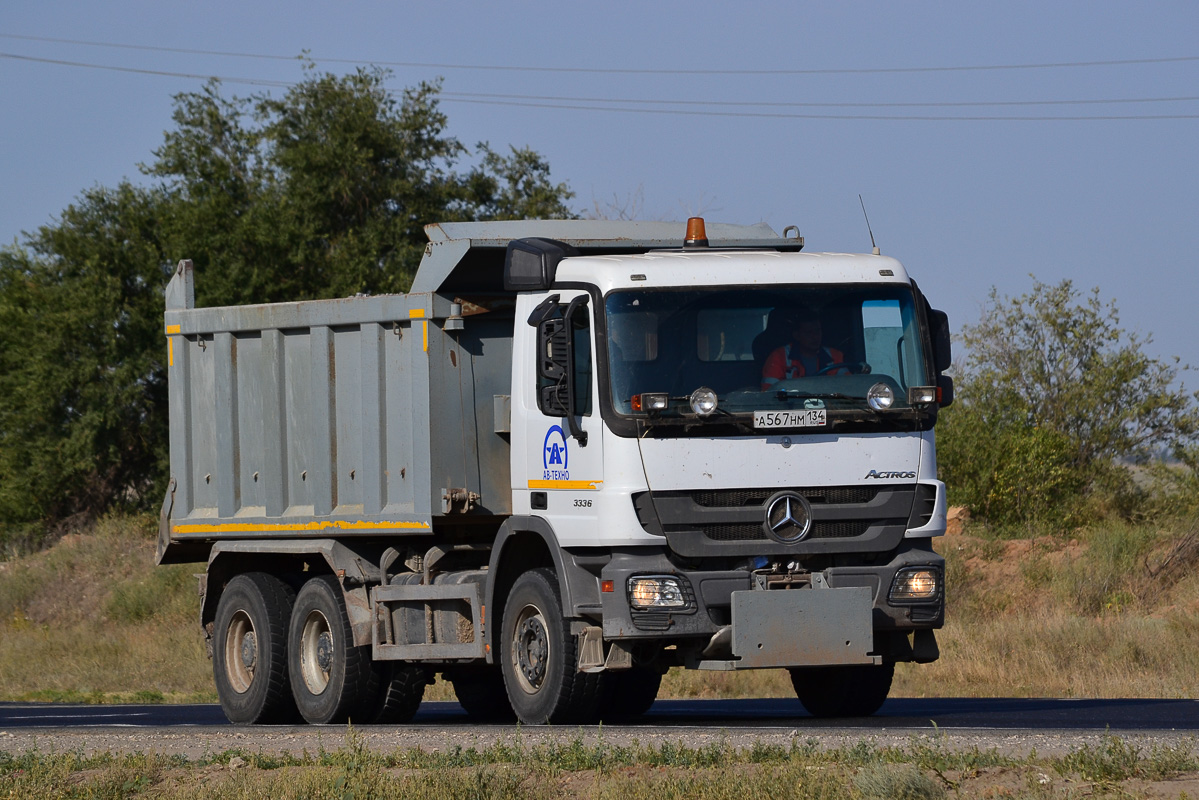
<box><xmin>763</xmin><ymin>491</ymin><xmax>813</xmax><ymax>543</ymax></box>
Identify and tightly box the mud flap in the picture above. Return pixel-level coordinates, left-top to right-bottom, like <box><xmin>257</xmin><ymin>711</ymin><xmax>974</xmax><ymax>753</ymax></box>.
<box><xmin>731</xmin><ymin>587</ymin><xmax>877</xmax><ymax>669</ymax></box>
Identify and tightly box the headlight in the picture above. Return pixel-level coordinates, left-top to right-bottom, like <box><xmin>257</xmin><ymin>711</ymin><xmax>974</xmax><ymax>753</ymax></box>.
<box><xmin>867</xmin><ymin>382</ymin><xmax>895</xmax><ymax>411</ymax></box>
<box><xmin>908</xmin><ymin>386</ymin><xmax>937</xmax><ymax>405</ymax></box>
<box><xmin>628</xmin><ymin>576</ymin><xmax>688</xmax><ymax>609</ymax></box>
<box><xmin>632</xmin><ymin>392</ymin><xmax>669</xmax><ymax>413</ymax></box>
<box><xmin>689</xmin><ymin>387</ymin><xmax>718</xmax><ymax>417</ymax></box>
<box><xmin>889</xmin><ymin>567</ymin><xmax>940</xmax><ymax>603</ymax></box>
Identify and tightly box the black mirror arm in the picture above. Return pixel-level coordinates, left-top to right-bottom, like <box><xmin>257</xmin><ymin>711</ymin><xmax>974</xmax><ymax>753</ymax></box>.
<box><xmin>527</xmin><ymin>294</ymin><xmax>561</xmax><ymax>326</ymax></box>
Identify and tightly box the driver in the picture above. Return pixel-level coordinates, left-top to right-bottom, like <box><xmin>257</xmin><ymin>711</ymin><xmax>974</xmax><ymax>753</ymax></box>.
<box><xmin>761</xmin><ymin>312</ymin><xmax>845</xmax><ymax>389</ymax></box>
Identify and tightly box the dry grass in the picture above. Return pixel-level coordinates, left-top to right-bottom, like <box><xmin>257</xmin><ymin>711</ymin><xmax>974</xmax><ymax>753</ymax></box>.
<box><xmin>4</xmin><ymin>513</ymin><xmax>1199</xmax><ymax>703</ymax></box>
<box><xmin>0</xmin><ymin>515</ymin><xmax>214</xmax><ymax>703</ymax></box>
<box><xmin>894</xmin><ymin>514</ymin><xmax>1199</xmax><ymax>699</ymax></box>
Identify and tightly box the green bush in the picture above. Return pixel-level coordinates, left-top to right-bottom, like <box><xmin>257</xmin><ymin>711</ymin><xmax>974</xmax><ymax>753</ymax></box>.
<box><xmin>1138</xmin><ymin>447</ymin><xmax>1199</xmax><ymax>521</ymax></box>
<box><xmin>937</xmin><ymin>277</ymin><xmax>1199</xmax><ymax>530</ymax></box>
<box><xmin>939</xmin><ymin>409</ymin><xmax>1086</xmax><ymax>531</ymax></box>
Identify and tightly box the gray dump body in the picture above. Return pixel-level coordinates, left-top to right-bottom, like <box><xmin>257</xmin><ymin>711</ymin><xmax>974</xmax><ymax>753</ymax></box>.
<box><xmin>159</xmin><ymin>220</ymin><xmax>788</xmax><ymax>563</ymax></box>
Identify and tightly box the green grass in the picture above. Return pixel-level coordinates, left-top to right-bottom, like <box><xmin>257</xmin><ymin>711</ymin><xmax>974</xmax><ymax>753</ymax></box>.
<box><xmin>0</xmin><ymin>733</ymin><xmax>1194</xmax><ymax>799</ymax></box>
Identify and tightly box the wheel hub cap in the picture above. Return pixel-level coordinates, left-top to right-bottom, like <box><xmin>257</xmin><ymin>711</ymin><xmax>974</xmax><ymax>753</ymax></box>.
<box><xmin>516</xmin><ymin>617</ymin><xmax>548</xmax><ymax>685</ymax></box>
<box><xmin>316</xmin><ymin>631</ymin><xmax>333</xmax><ymax>672</ymax></box>
<box><xmin>239</xmin><ymin>631</ymin><xmax>257</xmax><ymax>671</ymax></box>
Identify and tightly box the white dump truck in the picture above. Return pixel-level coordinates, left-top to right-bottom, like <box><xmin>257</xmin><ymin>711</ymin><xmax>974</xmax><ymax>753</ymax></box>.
<box><xmin>158</xmin><ymin>218</ymin><xmax>952</xmax><ymax>725</ymax></box>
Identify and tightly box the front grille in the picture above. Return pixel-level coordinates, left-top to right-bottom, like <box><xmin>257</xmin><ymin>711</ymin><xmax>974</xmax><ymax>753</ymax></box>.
<box><xmin>691</xmin><ymin>487</ymin><xmax>879</xmax><ymax>507</ymax></box>
<box><xmin>908</xmin><ymin>483</ymin><xmax>937</xmax><ymax>528</ymax></box>
<box><xmin>700</xmin><ymin>520</ymin><xmax>876</xmax><ymax>542</ymax></box>
<box><xmin>910</xmin><ymin>604</ymin><xmax>943</xmax><ymax>624</ymax></box>
<box><xmin>636</xmin><ymin>484</ymin><xmax>917</xmax><ymax>556</ymax></box>
<box><xmin>630</xmin><ymin>612</ymin><xmax>673</xmax><ymax>631</ymax></box>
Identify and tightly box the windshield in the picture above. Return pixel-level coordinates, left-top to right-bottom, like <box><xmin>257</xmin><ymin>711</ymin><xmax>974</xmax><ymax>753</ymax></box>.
<box><xmin>604</xmin><ymin>285</ymin><xmax>931</xmax><ymax>424</ymax></box>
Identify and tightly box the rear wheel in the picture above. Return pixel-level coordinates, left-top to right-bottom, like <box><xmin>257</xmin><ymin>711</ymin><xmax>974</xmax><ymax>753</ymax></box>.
<box><xmin>448</xmin><ymin>667</ymin><xmax>516</xmax><ymax>721</ymax></box>
<box><xmin>288</xmin><ymin>575</ymin><xmax>375</xmax><ymax>724</ymax></box>
<box><xmin>500</xmin><ymin>568</ymin><xmax>600</xmax><ymax>724</ymax></box>
<box><xmin>212</xmin><ymin>572</ymin><xmax>297</xmax><ymax>724</ymax></box>
<box><xmin>789</xmin><ymin>662</ymin><xmax>894</xmax><ymax>718</ymax></box>
<box><xmin>366</xmin><ymin>662</ymin><xmax>428</xmax><ymax>724</ymax></box>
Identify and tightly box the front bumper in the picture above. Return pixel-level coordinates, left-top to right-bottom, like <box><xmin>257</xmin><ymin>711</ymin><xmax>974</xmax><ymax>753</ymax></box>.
<box><xmin>596</xmin><ymin>543</ymin><xmax>943</xmax><ymax>666</ymax></box>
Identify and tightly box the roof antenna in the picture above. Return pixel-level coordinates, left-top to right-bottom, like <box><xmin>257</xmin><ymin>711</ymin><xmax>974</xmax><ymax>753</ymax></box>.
<box><xmin>858</xmin><ymin>194</ymin><xmax>881</xmax><ymax>255</ymax></box>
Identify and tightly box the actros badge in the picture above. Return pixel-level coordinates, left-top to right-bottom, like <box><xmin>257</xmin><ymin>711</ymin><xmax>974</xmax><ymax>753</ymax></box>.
<box><xmin>864</xmin><ymin>469</ymin><xmax>916</xmax><ymax>480</ymax></box>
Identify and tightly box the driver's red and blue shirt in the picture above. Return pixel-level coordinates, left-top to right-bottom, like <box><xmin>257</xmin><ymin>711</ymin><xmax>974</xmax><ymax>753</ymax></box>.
<box><xmin>761</xmin><ymin>344</ymin><xmax>845</xmax><ymax>390</ymax></box>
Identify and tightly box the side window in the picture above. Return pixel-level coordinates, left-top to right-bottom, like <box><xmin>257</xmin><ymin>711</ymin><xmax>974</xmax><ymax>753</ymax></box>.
<box><xmin>571</xmin><ymin>306</ymin><xmax>592</xmax><ymax>416</ymax></box>
<box><xmin>536</xmin><ymin>300</ymin><xmax>592</xmax><ymax>417</ymax></box>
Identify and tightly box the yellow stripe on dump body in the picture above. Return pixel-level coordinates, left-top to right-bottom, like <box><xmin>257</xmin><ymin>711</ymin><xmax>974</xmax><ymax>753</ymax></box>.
<box><xmin>172</xmin><ymin>520</ymin><xmax>432</xmax><ymax>535</ymax></box>
<box><xmin>408</xmin><ymin>309</ymin><xmax>426</xmax><ymax>318</ymax></box>
<box><xmin>165</xmin><ymin>325</ymin><xmax>180</xmax><ymax>366</ymax></box>
<box><xmin>528</xmin><ymin>480</ymin><xmax>603</xmax><ymax>490</ymax></box>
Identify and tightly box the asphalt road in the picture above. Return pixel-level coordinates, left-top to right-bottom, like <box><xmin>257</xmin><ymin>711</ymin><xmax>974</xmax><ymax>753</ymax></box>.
<box><xmin>3</xmin><ymin>698</ymin><xmax>1197</xmax><ymax>761</ymax></box>
<box><xmin>2</xmin><ymin>697</ymin><xmax>1197</xmax><ymax>731</ymax></box>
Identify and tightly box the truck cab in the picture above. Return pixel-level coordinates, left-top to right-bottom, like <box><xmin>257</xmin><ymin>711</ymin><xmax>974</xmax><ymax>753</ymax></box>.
<box><xmin>497</xmin><ymin>222</ymin><xmax>949</xmax><ymax>721</ymax></box>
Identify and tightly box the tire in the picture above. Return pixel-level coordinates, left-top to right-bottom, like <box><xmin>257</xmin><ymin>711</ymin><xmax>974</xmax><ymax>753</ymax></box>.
<box><xmin>287</xmin><ymin>575</ymin><xmax>376</xmax><ymax>724</ymax></box>
<box><xmin>598</xmin><ymin>667</ymin><xmax>662</xmax><ymax>722</ymax></box>
<box><xmin>212</xmin><ymin>572</ymin><xmax>297</xmax><ymax>725</ymax></box>
<box><xmin>447</xmin><ymin>667</ymin><xmax>516</xmax><ymax>721</ymax></box>
<box><xmin>500</xmin><ymin>568</ymin><xmax>600</xmax><ymax>724</ymax></box>
<box><xmin>789</xmin><ymin>662</ymin><xmax>895</xmax><ymax>718</ymax></box>
<box><xmin>366</xmin><ymin>662</ymin><xmax>427</xmax><ymax>724</ymax></box>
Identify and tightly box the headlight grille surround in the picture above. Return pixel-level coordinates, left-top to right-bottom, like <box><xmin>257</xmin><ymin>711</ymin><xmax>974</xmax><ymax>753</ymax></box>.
<box><xmin>888</xmin><ymin>566</ymin><xmax>942</xmax><ymax>604</ymax></box>
<box><xmin>627</xmin><ymin>575</ymin><xmax>695</xmax><ymax>611</ymax></box>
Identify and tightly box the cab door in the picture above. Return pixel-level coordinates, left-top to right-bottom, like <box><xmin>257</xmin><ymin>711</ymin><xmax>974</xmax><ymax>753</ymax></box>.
<box><xmin>512</xmin><ymin>291</ymin><xmax>604</xmax><ymax>545</ymax></box>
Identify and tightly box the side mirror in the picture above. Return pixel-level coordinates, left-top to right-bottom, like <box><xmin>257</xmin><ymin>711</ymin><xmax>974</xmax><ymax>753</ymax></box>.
<box><xmin>929</xmin><ymin>309</ymin><xmax>952</xmax><ymax>374</ymax></box>
<box><xmin>937</xmin><ymin>375</ymin><xmax>954</xmax><ymax>408</ymax></box>
<box><xmin>505</xmin><ymin>238</ymin><xmax>578</xmax><ymax>291</ymax></box>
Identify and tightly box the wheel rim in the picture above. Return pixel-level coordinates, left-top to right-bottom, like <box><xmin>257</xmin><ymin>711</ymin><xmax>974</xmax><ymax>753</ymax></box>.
<box><xmin>300</xmin><ymin>609</ymin><xmax>334</xmax><ymax>695</ymax></box>
<box><xmin>223</xmin><ymin>610</ymin><xmax>256</xmax><ymax>694</ymax></box>
<box><xmin>510</xmin><ymin>603</ymin><xmax>550</xmax><ymax>694</ymax></box>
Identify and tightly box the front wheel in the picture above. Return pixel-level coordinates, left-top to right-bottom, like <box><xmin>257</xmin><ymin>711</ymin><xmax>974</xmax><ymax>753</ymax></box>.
<box><xmin>789</xmin><ymin>662</ymin><xmax>894</xmax><ymax>718</ymax></box>
<box><xmin>500</xmin><ymin>568</ymin><xmax>600</xmax><ymax>724</ymax></box>
<box><xmin>287</xmin><ymin>575</ymin><xmax>376</xmax><ymax>724</ymax></box>
<box><xmin>598</xmin><ymin>666</ymin><xmax>662</xmax><ymax>722</ymax></box>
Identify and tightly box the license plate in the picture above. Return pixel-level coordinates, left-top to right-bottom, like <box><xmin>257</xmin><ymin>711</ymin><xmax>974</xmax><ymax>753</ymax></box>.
<box><xmin>753</xmin><ymin>409</ymin><xmax>827</xmax><ymax>429</ymax></box>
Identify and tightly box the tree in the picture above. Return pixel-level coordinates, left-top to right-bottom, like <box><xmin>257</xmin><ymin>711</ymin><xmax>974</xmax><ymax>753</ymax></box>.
<box><xmin>937</xmin><ymin>277</ymin><xmax>1199</xmax><ymax>527</ymax></box>
<box><xmin>0</xmin><ymin>183</ymin><xmax>171</xmax><ymax>525</ymax></box>
<box><xmin>147</xmin><ymin>69</ymin><xmax>574</xmax><ymax>303</ymax></box>
<box><xmin>0</xmin><ymin>69</ymin><xmax>574</xmax><ymax>530</ymax></box>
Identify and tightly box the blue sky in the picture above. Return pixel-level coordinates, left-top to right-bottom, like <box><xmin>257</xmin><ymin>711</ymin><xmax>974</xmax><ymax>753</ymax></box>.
<box><xmin>2</xmin><ymin>2</ymin><xmax>1197</xmax><ymax>380</ymax></box>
